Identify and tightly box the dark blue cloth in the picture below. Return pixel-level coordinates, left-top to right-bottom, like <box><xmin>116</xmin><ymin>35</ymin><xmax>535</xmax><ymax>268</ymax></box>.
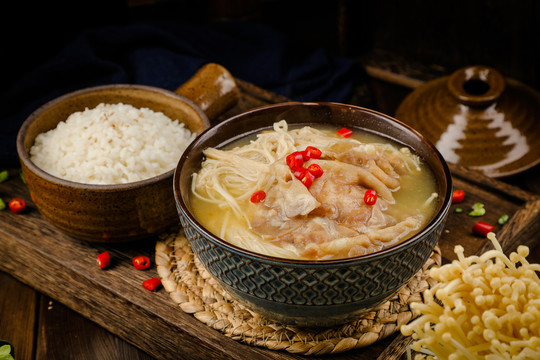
<box><xmin>0</xmin><ymin>20</ymin><xmax>363</xmax><ymax>165</ymax></box>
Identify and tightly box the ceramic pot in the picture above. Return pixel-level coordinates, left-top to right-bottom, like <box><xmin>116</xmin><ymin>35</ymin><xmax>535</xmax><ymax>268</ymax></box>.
<box><xmin>17</xmin><ymin>63</ymin><xmax>239</xmax><ymax>242</ymax></box>
<box><xmin>395</xmin><ymin>65</ymin><xmax>540</xmax><ymax>177</ymax></box>
<box><xmin>173</xmin><ymin>102</ymin><xmax>452</xmax><ymax>327</ymax></box>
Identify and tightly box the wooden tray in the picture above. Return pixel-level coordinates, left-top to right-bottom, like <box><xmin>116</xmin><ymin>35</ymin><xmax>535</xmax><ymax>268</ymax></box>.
<box><xmin>1</xmin><ymin>80</ymin><xmax>539</xmax><ymax>360</ymax></box>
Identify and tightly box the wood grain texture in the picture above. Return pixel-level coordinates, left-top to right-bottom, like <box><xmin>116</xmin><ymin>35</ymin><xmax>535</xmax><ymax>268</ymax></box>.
<box><xmin>36</xmin><ymin>296</ymin><xmax>155</xmax><ymax>360</ymax></box>
<box><xmin>1</xmin><ymin>80</ymin><xmax>539</xmax><ymax>360</ymax></box>
<box><xmin>0</xmin><ymin>273</ymin><xmax>37</xmax><ymax>360</ymax></box>
<box><xmin>376</xmin><ymin>334</ymin><xmax>412</xmax><ymax>360</ymax></box>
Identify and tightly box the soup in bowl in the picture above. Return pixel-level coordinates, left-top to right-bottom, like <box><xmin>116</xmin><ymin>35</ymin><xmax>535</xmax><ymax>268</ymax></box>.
<box><xmin>174</xmin><ymin>102</ymin><xmax>452</xmax><ymax>327</ymax></box>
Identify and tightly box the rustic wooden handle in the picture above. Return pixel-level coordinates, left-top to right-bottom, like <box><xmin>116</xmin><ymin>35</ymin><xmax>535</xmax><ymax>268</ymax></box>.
<box><xmin>175</xmin><ymin>63</ymin><xmax>241</xmax><ymax>122</ymax></box>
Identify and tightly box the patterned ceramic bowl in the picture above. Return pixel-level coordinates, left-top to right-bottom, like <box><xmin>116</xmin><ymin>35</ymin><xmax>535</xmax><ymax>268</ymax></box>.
<box><xmin>173</xmin><ymin>102</ymin><xmax>452</xmax><ymax>327</ymax></box>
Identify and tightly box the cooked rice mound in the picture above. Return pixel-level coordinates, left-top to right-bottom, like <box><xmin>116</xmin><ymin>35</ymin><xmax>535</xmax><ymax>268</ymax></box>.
<box><xmin>30</xmin><ymin>103</ymin><xmax>196</xmax><ymax>184</ymax></box>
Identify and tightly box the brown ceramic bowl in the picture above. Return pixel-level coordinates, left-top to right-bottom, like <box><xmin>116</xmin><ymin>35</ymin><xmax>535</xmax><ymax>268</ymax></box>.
<box><xmin>174</xmin><ymin>102</ymin><xmax>453</xmax><ymax>327</ymax></box>
<box><xmin>17</xmin><ymin>64</ymin><xmax>239</xmax><ymax>242</ymax></box>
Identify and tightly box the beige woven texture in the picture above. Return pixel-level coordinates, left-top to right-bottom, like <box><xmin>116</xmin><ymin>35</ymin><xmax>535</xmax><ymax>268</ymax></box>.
<box><xmin>155</xmin><ymin>228</ymin><xmax>441</xmax><ymax>356</ymax></box>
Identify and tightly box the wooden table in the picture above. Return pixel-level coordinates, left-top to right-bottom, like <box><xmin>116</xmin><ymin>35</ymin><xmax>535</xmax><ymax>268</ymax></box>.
<box><xmin>1</xmin><ymin>70</ymin><xmax>539</xmax><ymax>360</ymax></box>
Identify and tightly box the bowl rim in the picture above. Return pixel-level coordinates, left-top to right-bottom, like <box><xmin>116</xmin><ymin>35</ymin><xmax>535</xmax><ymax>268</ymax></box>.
<box><xmin>16</xmin><ymin>83</ymin><xmax>209</xmax><ymax>190</ymax></box>
<box><xmin>174</xmin><ymin>101</ymin><xmax>453</xmax><ymax>265</ymax></box>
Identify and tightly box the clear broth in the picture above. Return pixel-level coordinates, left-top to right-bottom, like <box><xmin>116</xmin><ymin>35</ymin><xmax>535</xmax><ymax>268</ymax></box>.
<box><xmin>191</xmin><ymin>125</ymin><xmax>439</xmax><ymax>260</ymax></box>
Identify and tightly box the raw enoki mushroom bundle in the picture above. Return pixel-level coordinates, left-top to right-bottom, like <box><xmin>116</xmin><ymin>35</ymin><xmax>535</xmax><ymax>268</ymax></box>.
<box><xmin>401</xmin><ymin>232</ymin><xmax>540</xmax><ymax>360</ymax></box>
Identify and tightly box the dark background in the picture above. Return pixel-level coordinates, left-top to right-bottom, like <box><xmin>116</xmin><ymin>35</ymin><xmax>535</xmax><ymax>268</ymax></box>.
<box><xmin>6</xmin><ymin>0</ymin><xmax>539</xmax><ymax>93</ymax></box>
<box><xmin>2</xmin><ymin>0</ymin><xmax>539</xmax><ymax>166</ymax></box>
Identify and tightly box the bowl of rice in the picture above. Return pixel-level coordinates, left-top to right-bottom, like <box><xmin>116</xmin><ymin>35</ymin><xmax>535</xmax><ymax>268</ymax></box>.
<box><xmin>16</xmin><ymin>64</ymin><xmax>239</xmax><ymax>242</ymax></box>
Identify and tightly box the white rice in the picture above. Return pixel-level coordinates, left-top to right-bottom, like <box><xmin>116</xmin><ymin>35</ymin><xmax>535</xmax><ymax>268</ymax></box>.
<box><xmin>30</xmin><ymin>103</ymin><xmax>196</xmax><ymax>185</ymax></box>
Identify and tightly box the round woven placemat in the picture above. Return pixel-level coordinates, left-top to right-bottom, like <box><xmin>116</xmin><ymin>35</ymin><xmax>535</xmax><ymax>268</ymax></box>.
<box><xmin>155</xmin><ymin>228</ymin><xmax>441</xmax><ymax>356</ymax></box>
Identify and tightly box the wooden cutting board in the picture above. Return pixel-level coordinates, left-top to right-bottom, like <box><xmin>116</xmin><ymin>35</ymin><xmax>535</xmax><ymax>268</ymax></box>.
<box><xmin>1</xmin><ymin>80</ymin><xmax>539</xmax><ymax>360</ymax></box>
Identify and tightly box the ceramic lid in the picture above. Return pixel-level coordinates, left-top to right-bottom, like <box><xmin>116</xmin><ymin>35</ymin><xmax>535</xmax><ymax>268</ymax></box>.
<box><xmin>395</xmin><ymin>65</ymin><xmax>540</xmax><ymax>178</ymax></box>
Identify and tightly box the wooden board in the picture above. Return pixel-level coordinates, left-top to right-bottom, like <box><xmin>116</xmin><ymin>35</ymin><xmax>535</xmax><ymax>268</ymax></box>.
<box><xmin>1</xmin><ymin>80</ymin><xmax>539</xmax><ymax>360</ymax></box>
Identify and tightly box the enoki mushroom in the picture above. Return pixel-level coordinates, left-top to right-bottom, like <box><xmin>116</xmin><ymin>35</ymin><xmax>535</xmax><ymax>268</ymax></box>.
<box><xmin>401</xmin><ymin>233</ymin><xmax>540</xmax><ymax>360</ymax></box>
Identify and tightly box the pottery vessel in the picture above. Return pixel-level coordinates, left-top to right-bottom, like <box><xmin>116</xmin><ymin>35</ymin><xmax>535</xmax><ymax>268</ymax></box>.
<box><xmin>395</xmin><ymin>65</ymin><xmax>540</xmax><ymax>178</ymax></box>
<box><xmin>173</xmin><ymin>102</ymin><xmax>453</xmax><ymax>327</ymax></box>
<box><xmin>17</xmin><ymin>63</ymin><xmax>239</xmax><ymax>242</ymax></box>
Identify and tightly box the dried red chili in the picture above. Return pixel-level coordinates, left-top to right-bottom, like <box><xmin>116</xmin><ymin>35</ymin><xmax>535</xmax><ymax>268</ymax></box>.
<box><xmin>472</xmin><ymin>221</ymin><xmax>494</xmax><ymax>237</ymax></box>
<box><xmin>364</xmin><ymin>189</ymin><xmax>377</xmax><ymax>205</ymax></box>
<box><xmin>304</xmin><ymin>146</ymin><xmax>322</xmax><ymax>159</ymax></box>
<box><xmin>307</xmin><ymin>163</ymin><xmax>324</xmax><ymax>178</ymax></box>
<box><xmin>250</xmin><ymin>190</ymin><xmax>266</xmax><ymax>203</ymax></box>
<box><xmin>337</xmin><ymin>128</ymin><xmax>353</xmax><ymax>138</ymax></box>
<box><xmin>142</xmin><ymin>277</ymin><xmax>162</xmax><ymax>291</ymax></box>
<box><xmin>286</xmin><ymin>151</ymin><xmax>304</xmax><ymax>170</ymax></box>
<box><xmin>132</xmin><ymin>256</ymin><xmax>151</xmax><ymax>270</ymax></box>
<box><xmin>452</xmin><ymin>189</ymin><xmax>465</xmax><ymax>204</ymax></box>
<box><xmin>8</xmin><ymin>198</ymin><xmax>26</xmax><ymax>214</ymax></box>
<box><xmin>97</xmin><ymin>251</ymin><xmax>110</xmax><ymax>269</ymax></box>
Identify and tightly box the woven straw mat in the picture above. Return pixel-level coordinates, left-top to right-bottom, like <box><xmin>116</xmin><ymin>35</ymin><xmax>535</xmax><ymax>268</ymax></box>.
<box><xmin>155</xmin><ymin>228</ymin><xmax>441</xmax><ymax>356</ymax></box>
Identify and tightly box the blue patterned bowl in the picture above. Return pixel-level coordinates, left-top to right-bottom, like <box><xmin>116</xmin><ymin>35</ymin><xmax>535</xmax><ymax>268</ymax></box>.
<box><xmin>173</xmin><ymin>102</ymin><xmax>452</xmax><ymax>327</ymax></box>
